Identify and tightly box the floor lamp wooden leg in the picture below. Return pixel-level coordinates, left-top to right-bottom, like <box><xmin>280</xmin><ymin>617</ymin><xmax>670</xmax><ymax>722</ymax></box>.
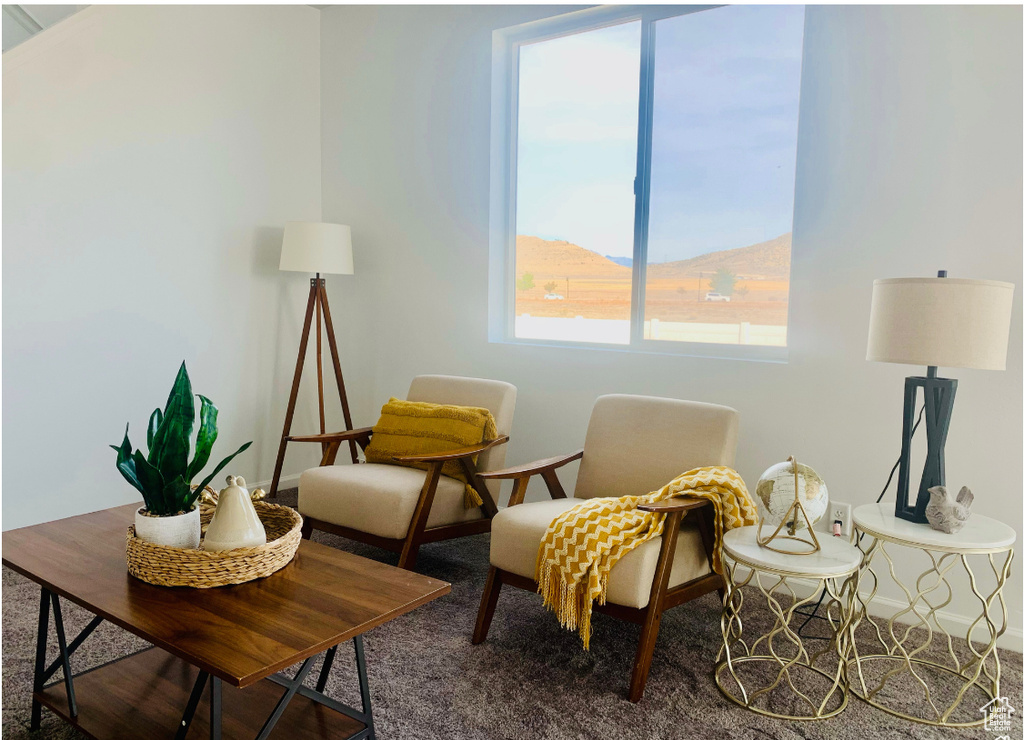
<box><xmin>318</xmin><ymin>280</ymin><xmax>358</xmax><ymax>464</ymax></box>
<box><xmin>315</xmin><ymin>274</ymin><xmax>326</xmax><ymax>456</ymax></box>
<box><xmin>269</xmin><ymin>280</ymin><xmax>319</xmax><ymax>498</ymax></box>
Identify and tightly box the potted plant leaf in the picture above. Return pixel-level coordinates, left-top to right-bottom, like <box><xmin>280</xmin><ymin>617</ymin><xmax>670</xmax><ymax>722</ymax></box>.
<box><xmin>112</xmin><ymin>362</ymin><xmax>252</xmax><ymax>548</ymax></box>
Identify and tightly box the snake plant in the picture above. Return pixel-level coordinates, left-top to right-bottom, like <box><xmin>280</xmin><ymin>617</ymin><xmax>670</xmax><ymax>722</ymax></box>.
<box><xmin>112</xmin><ymin>362</ymin><xmax>252</xmax><ymax>516</ymax></box>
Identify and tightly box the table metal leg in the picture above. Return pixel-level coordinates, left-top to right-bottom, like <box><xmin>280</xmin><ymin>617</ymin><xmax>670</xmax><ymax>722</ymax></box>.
<box><xmin>49</xmin><ymin>592</ymin><xmax>77</xmax><ymax>718</ymax></box>
<box><xmin>265</xmin><ymin>638</ymin><xmax>376</xmax><ymax>739</ymax></box>
<box><xmin>354</xmin><ymin>635</ymin><xmax>376</xmax><ymax>740</ymax></box>
<box><xmin>30</xmin><ymin>588</ymin><xmax>51</xmax><ymax>731</ymax></box>
<box><xmin>209</xmin><ymin>677</ymin><xmax>222</xmax><ymax>740</ymax></box>
<box><xmin>30</xmin><ymin>588</ymin><xmax>105</xmax><ymax>730</ymax></box>
<box><xmin>316</xmin><ymin>645</ymin><xmax>338</xmax><ymax>693</ymax></box>
<box><xmin>41</xmin><ymin>615</ymin><xmax>103</xmax><ymax>684</ymax></box>
<box><xmin>175</xmin><ymin>670</ymin><xmax>209</xmax><ymax>740</ymax></box>
<box><xmin>255</xmin><ymin>657</ymin><xmax>315</xmax><ymax>740</ymax></box>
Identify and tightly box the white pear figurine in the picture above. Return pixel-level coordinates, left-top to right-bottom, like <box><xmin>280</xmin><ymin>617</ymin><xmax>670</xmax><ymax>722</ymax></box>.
<box><xmin>203</xmin><ymin>475</ymin><xmax>267</xmax><ymax>551</ymax></box>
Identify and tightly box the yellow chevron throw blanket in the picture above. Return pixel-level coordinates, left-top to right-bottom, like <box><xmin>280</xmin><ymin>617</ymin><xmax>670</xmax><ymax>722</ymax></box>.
<box><xmin>364</xmin><ymin>398</ymin><xmax>497</xmax><ymax>508</ymax></box>
<box><xmin>536</xmin><ymin>466</ymin><xmax>758</xmax><ymax>649</ymax></box>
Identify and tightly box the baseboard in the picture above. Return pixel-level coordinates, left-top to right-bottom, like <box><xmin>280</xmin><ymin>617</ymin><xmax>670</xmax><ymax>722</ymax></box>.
<box><xmin>250</xmin><ymin>473</ymin><xmax>301</xmax><ymax>495</ymax></box>
<box><xmin>854</xmin><ymin>590</ymin><xmax>1023</xmax><ymax>653</ymax></box>
<box><xmin>732</xmin><ymin>565</ymin><xmax>1022</xmax><ymax>653</ymax></box>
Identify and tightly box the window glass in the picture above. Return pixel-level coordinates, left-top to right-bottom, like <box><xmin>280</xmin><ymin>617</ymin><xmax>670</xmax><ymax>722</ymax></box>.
<box><xmin>514</xmin><ymin>22</ymin><xmax>641</xmax><ymax>345</ymax></box>
<box><xmin>642</xmin><ymin>6</ymin><xmax>804</xmax><ymax>346</ymax></box>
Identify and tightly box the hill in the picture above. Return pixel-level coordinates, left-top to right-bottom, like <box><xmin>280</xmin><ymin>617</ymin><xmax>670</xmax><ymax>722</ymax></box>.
<box><xmin>514</xmin><ymin>233</ymin><xmax>792</xmax><ymax>281</ymax></box>
<box><xmin>515</xmin><ymin>236</ymin><xmax>629</xmax><ymax>279</ymax></box>
<box><xmin>605</xmin><ymin>255</ymin><xmax>633</xmax><ymax>268</ymax></box>
<box><xmin>647</xmin><ymin>233</ymin><xmax>791</xmax><ymax>280</ymax></box>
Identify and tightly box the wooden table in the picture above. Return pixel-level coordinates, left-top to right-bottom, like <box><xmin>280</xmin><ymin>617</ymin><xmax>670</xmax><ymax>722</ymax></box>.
<box><xmin>2</xmin><ymin>504</ymin><xmax>450</xmax><ymax>739</ymax></box>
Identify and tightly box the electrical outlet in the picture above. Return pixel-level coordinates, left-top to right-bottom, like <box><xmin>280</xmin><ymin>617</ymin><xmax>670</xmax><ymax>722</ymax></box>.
<box><xmin>815</xmin><ymin>500</ymin><xmax>853</xmax><ymax>540</ymax></box>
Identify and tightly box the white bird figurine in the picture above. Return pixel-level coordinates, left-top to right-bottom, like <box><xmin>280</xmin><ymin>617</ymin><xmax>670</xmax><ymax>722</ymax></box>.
<box><xmin>925</xmin><ymin>486</ymin><xmax>974</xmax><ymax>534</ymax></box>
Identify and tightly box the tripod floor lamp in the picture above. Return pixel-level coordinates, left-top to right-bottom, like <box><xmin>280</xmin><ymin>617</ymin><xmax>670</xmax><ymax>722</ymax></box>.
<box><xmin>866</xmin><ymin>272</ymin><xmax>1014</xmax><ymax>522</ymax></box>
<box><xmin>269</xmin><ymin>221</ymin><xmax>358</xmax><ymax>498</ymax></box>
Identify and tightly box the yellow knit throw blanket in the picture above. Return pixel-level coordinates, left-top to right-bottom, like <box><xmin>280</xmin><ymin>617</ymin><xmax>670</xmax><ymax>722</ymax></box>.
<box><xmin>536</xmin><ymin>466</ymin><xmax>758</xmax><ymax>649</ymax></box>
<box><xmin>364</xmin><ymin>398</ymin><xmax>498</xmax><ymax>508</ymax></box>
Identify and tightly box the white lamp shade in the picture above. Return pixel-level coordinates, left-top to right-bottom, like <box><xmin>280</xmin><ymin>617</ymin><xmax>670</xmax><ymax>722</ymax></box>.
<box><xmin>866</xmin><ymin>277</ymin><xmax>1014</xmax><ymax>370</ymax></box>
<box><xmin>279</xmin><ymin>221</ymin><xmax>354</xmax><ymax>275</ymax></box>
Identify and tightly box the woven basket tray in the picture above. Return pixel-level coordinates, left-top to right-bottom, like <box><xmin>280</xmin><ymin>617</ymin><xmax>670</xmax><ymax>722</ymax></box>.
<box><xmin>126</xmin><ymin>498</ymin><xmax>303</xmax><ymax>588</ymax></box>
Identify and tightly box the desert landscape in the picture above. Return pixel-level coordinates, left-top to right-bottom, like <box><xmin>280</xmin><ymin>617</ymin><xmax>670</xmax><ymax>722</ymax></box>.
<box><xmin>514</xmin><ymin>233</ymin><xmax>791</xmax><ymax>330</ymax></box>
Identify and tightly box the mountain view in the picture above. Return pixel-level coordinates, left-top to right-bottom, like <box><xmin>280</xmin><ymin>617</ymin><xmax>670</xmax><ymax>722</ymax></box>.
<box><xmin>515</xmin><ymin>236</ymin><xmax>631</xmax><ymax>278</ymax></box>
<box><xmin>514</xmin><ymin>234</ymin><xmax>791</xmax><ymax>332</ymax></box>
<box><xmin>518</xmin><ymin>233</ymin><xmax>791</xmax><ymax>280</ymax></box>
<box><xmin>648</xmin><ymin>233</ymin><xmax>791</xmax><ymax>279</ymax></box>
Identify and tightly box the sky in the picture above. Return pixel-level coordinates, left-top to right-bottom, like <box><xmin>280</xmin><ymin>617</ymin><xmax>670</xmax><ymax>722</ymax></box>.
<box><xmin>515</xmin><ymin>5</ymin><xmax>806</xmax><ymax>262</ymax></box>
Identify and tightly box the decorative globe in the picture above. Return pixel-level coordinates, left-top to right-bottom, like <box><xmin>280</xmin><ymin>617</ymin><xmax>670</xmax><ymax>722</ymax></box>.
<box><xmin>755</xmin><ymin>459</ymin><xmax>829</xmax><ymax>531</ymax></box>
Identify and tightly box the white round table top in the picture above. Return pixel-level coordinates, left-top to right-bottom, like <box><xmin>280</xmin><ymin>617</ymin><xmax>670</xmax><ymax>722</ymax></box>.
<box><xmin>723</xmin><ymin>526</ymin><xmax>861</xmax><ymax>578</ymax></box>
<box><xmin>853</xmin><ymin>503</ymin><xmax>1016</xmax><ymax>553</ymax></box>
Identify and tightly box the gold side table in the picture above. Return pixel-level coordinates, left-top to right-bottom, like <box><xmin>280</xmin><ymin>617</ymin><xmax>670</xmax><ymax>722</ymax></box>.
<box><xmin>850</xmin><ymin>503</ymin><xmax>1015</xmax><ymax>727</ymax></box>
<box><xmin>716</xmin><ymin>526</ymin><xmax>862</xmax><ymax>720</ymax></box>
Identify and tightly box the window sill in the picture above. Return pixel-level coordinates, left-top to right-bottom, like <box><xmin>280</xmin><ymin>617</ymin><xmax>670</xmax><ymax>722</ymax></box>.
<box><xmin>490</xmin><ymin>334</ymin><xmax>789</xmax><ymax>364</ymax></box>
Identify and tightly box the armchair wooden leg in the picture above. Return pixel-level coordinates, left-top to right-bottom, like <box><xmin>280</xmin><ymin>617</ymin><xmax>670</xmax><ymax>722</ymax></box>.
<box><xmin>629</xmin><ymin>607</ymin><xmax>664</xmax><ymax>703</ymax></box>
<box><xmin>627</xmin><ymin>510</ymin><xmax>682</xmax><ymax>703</ymax></box>
<box><xmin>300</xmin><ymin>517</ymin><xmax>313</xmax><ymax>540</ymax></box>
<box><xmin>397</xmin><ymin>541</ymin><xmax>421</xmax><ymax>570</ymax></box>
<box><xmin>473</xmin><ymin>567</ymin><xmax>503</xmax><ymax>644</ymax></box>
<box><xmin>398</xmin><ymin>463</ymin><xmax>443</xmax><ymax>570</ymax></box>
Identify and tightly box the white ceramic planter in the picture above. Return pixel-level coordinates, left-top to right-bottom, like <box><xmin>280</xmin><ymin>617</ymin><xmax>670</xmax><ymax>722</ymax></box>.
<box><xmin>134</xmin><ymin>506</ymin><xmax>201</xmax><ymax>549</ymax></box>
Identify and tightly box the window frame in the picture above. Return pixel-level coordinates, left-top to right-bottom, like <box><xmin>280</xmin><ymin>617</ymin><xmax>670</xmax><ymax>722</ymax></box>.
<box><xmin>488</xmin><ymin>4</ymin><xmax>797</xmax><ymax>362</ymax></box>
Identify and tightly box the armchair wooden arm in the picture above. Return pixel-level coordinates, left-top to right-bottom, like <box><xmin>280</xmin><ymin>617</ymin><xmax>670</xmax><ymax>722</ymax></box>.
<box><xmin>286</xmin><ymin>426</ymin><xmax>375</xmax><ymax>444</ymax></box>
<box><xmin>639</xmin><ymin>496</ymin><xmax>719</xmax><ymax>612</ymax></box>
<box><xmin>637</xmin><ymin>497</ymin><xmax>710</xmax><ymax>514</ymax></box>
<box><xmin>477</xmin><ymin>449</ymin><xmax>583</xmax><ymax>507</ymax></box>
<box><xmin>287</xmin><ymin>426</ymin><xmax>375</xmax><ymax>467</ymax></box>
<box><xmin>476</xmin><ymin>449</ymin><xmax>583</xmax><ymax>480</ymax></box>
<box><xmin>391</xmin><ymin>435</ymin><xmax>509</xmax><ymax>464</ymax></box>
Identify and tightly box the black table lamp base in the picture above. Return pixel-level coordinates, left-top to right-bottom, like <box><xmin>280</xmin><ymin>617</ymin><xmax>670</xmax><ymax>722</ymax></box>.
<box><xmin>895</xmin><ymin>367</ymin><xmax>957</xmax><ymax>523</ymax></box>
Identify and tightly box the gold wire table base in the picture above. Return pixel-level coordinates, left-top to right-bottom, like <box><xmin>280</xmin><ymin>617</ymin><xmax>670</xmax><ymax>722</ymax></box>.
<box><xmin>849</xmin><ymin>530</ymin><xmax>1013</xmax><ymax>727</ymax></box>
<box><xmin>715</xmin><ymin>658</ymin><xmax>849</xmax><ymax>720</ymax></box>
<box><xmin>716</xmin><ymin>556</ymin><xmax>857</xmax><ymax>721</ymax></box>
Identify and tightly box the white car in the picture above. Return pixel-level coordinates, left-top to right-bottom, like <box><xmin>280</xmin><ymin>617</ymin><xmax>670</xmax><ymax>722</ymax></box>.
<box><xmin>544</xmin><ymin>293</ymin><xmax>565</xmax><ymax>300</ymax></box>
<box><xmin>704</xmin><ymin>292</ymin><xmax>731</xmax><ymax>302</ymax></box>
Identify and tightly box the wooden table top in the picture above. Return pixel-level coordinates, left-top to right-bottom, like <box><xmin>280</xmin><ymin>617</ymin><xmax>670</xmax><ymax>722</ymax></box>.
<box><xmin>2</xmin><ymin>504</ymin><xmax>450</xmax><ymax>687</ymax></box>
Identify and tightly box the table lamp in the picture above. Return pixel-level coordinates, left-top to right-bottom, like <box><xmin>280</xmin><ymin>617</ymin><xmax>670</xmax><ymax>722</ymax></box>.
<box><xmin>866</xmin><ymin>271</ymin><xmax>1014</xmax><ymax>522</ymax></box>
<box><xmin>269</xmin><ymin>221</ymin><xmax>357</xmax><ymax>497</ymax></box>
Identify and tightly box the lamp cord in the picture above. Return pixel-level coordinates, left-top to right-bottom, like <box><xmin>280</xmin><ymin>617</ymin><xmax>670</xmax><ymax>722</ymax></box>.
<box><xmin>793</xmin><ymin>404</ymin><xmax>926</xmax><ymax>638</ymax></box>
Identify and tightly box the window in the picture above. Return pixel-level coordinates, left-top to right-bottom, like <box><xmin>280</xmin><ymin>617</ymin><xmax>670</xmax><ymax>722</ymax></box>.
<box><xmin>490</xmin><ymin>6</ymin><xmax>805</xmax><ymax>359</ymax></box>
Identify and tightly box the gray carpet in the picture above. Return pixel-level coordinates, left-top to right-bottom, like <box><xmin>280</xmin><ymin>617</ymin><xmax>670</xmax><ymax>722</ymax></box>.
<box><xmin>3</xmin><ymin>491</ymin><xmax>1018</xmax><ymax>739</ymax></box>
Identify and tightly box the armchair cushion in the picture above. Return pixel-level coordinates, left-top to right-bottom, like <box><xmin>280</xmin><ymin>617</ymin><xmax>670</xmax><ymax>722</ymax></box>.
<box><xmin>364</xmin><ymin>397</ymin><xmax>497</xmax><ymax>508</ymax></box>
<box><xmin>406</xmin><ymin>375</ymin><xmax>517</xmax><ymax>499</ymax></box>
<box><xmin>299</xmin><ymin>463</ymin><xmax>482</xmax><ymax>540</ymax></box>
<box><xmin>574</xmin><ymin>395</ymin><xmax>739</xmax><ymax>500</ymax></box>
<box><xmin>490</xmin><ymin>499</ymin><xmax>710</xmax><ymax>609</ymax></box>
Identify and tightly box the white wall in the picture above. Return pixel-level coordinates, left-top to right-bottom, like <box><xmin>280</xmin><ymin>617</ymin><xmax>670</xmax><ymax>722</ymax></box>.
<box><xmin>319</xmin><ymin>5</ymin><xmax>1023</xmax><ymax>642</ymax></box>
<box><xmin>4</xmin><ymin>3</ymin><xmax>1020</xmax><ymax>645</ymax></box>
<box><xmin>3</xmin><ymin>5</ymin><xmax>326</xmax><ymax>528</ymax></box>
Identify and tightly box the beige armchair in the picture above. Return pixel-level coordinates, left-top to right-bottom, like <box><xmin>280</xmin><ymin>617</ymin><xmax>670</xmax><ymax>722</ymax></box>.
<box><xmin>472</xmin><ymin>394</ymin><xmax>739</xmax><ymax>702</ymax></box>
<box><xmin>296</xmin><ymin>375</ymin><xmax>517</xmax><ymax>570</ymax></box>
